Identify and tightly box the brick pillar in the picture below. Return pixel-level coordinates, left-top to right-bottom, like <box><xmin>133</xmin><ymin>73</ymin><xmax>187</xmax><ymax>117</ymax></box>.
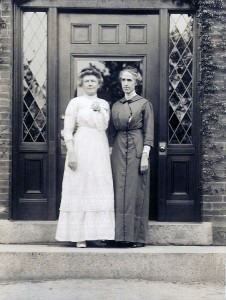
<box><xmin>201</xmin><ymin>1</ymin><xmax>226</xmax><ymax>243</ymax></box>
<box><xmin>0</xmin><ymin>0</ymin><xmax>12</xmax><ymax>219</ymax></box>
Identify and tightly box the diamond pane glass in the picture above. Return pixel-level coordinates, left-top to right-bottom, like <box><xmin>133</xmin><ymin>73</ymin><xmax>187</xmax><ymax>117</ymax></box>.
<box><xmin>22</xmin><ymin>12</ymin><xmax>47</xmax><ymax>142</ymax></box>
<box><xmin>169</xmin><ymin>14</ymin><xmax>194</xmax><ymax>144</ymax></box>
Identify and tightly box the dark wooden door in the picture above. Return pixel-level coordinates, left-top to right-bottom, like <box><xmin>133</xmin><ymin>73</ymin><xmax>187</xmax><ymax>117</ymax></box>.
<box><xmin>158</xmin><ymin>13</ymin><xmax>201</xmax><ymax>221</ymax></box>
<box><xmin>58</xmin><ymin>12</ymin><xmax>160</xmax><ymax>219</ymax></box>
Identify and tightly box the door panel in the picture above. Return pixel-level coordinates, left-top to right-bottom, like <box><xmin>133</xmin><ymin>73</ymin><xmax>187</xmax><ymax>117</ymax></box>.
<box><xmin>18</xmin><ymin>153</ymin><xmax>48</xmax><ymax>220</ymax></box>
<box><xmin>58</xmin><ymin>13</ymin><xmax>160</xmax><ymax>219</ymax></box>
<box><xmin>166</xmin><ymin>154</ymin><xmax>195</xmax><ymax>221</ymax></box>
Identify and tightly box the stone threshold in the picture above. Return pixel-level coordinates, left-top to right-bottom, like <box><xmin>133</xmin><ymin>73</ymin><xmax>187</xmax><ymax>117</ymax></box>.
<box><xmin>0</xmin><ymin>220</ymin><xmax>213</xmax><ymax>245</ymax></box>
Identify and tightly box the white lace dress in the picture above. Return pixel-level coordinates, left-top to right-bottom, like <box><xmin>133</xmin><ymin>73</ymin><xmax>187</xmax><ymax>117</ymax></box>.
<box><xmin>55</xmin><ymin>95</ymin><xmax>115</xmax><ymax>242</ymax></box>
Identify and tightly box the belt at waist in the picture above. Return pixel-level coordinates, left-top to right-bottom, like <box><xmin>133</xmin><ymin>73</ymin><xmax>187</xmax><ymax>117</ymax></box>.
<box><xmin>77</xmin><ymin>126</ymin><xmax>105</xmax><ymax>131</ymax></box>
<box><xmin>117</xmin><ymin>128</ymin><xmax>142</xmax><ymax>132</ymax></box>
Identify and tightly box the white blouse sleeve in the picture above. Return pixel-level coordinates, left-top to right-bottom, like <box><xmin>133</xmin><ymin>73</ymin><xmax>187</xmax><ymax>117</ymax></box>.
<box><xmin>63</xmin><ymin>99</ymin><xmax>78</xmax><ymax>142</ymax></box>
<box><xmin>99</xmin><ymin>101</ymin><xmax>110</xmax><ymax>129</ymax></box>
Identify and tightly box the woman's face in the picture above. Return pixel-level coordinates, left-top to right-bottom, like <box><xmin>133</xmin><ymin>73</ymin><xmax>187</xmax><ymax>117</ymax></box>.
<box><xmin>82</xmin><ymin>75</ymin><xmax>100</xmax><ymax>96</ymax></box>
<box><xmin>120</xmin><ymin>71</ymin><xmax>136</xmax><ymax>95</ymax></box>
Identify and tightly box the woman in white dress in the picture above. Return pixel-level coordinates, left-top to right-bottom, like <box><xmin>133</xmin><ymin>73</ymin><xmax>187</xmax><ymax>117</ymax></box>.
<box><xmin>56</xmin><ymin>67</ymin><xmax>115</xmax><ymax>248</ymax></box>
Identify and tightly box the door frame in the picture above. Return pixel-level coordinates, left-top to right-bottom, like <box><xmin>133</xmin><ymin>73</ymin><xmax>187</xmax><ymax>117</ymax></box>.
<box><xmin>12</xmin><ymin>0</ymin><xmax>200</xmax><ymax>221</ymax></box>
<box><xmin>57</xmin><ymin>11</ymin><xmax>160</xmax><ymax>219</ymax></box>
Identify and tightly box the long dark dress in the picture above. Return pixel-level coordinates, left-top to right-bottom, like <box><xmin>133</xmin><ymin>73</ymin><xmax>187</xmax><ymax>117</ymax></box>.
<box><xmin>109</xmin><ymin>95</ymin><xmax>154</xmax><ymax>243</ymax></box>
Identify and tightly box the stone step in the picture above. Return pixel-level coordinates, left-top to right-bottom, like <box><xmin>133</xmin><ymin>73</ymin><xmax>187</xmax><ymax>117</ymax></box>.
<box><xmin>0</xmin><ymin>244</ymin><xmax>224</xmax><ymax>283</ymax></box>
<box><xmin>0</xmin><ymin>220</ymin><xmax>212</xmax><ymax>245</ymax></box>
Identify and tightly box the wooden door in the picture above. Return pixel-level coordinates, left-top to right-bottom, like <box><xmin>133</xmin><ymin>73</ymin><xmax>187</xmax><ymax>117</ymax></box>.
<box><xmin>158</xmin><ymin>13</ymin><xmax>201</xmax><ymax>221</ymax></box>
<box><xmin>58</xmin><ymin>12</ymin><xmax>160</xmax><ymax>219</ymax></box>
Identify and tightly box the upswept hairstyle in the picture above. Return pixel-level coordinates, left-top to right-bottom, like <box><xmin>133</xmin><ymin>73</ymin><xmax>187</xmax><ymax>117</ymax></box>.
<box><xmin>77</xmin><ymin>67</ymin><xmax>103</xmax><ymax>87</ymax></box>
<box><xmin>119</xmin><ymin>66</ymin><xmax>142</xmax><ymax>85</ymax></box>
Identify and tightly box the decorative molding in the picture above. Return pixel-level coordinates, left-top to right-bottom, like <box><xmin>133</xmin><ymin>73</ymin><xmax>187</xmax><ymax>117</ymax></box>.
<box><xmin>14</xmin><ymin>0</ymin><xmax>31</xmax><ymax>5</ymax></box>
<box><xmin>12</xmin><ymin>0</ymin><xmax>191</xmax><ymax>9</ymax></box>
<box><xmin>99</xmin><ymin>24</ymin><xmax>119</xmax><ymax>44</ymax></box>
<box><xmin>71</xmin><ymin>24</ymin><xmax>91</xmax><ymax>44</ymax></box>
<box><xmin>126</xmin><ymin>25</ymin><xmax>147</xmax><ymax>44</ymax></box>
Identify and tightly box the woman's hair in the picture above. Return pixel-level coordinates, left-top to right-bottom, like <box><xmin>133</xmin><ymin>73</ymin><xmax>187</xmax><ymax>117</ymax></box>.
<box><xmin>77</xmin><ymin>67</ymin><xmax>103</xmax><ymax>87</ymax></box>
<box><xmin>119</xmin><ymin>66</ymin><xmax>142</xmax><ymax>84</ymax></box>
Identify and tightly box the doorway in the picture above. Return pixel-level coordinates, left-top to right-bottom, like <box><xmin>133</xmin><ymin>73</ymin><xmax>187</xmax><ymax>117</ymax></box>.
<box><xmin>58</xmin><ymin>12</ymin><xmax>160</xmax><ymax>219</ymax></box>
<box><xmin>13</xmin><ymin>7</ymin><xmax>200</xmax><ymax>222</ymax></box>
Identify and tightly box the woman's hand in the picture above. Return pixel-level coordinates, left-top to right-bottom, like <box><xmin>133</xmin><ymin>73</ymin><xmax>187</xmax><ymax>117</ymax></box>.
<box><xmin>140</xmin><ymin>152</ymin><xmax>149</xmax><ymax>174</ymax></box>
<box><xmin>91</xmin><ymin>101</ymin><xmax>101</xmax><ymax>112</ymax></box>
<box><xmin>68</xmin><ymin>151</ymin><xmax>77</xmax><ymax>171</ymax></box>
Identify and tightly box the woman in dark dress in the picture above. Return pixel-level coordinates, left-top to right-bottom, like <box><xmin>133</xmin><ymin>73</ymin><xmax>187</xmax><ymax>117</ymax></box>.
<box><xmin>109</xmin><ymin>67</ymin><xmax>154</xmax><ymax>247</ymax></box>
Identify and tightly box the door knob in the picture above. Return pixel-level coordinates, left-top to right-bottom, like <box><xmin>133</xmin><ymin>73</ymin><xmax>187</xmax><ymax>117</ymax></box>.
<box><xmin>159</xmin><ymin>142</ymin><xmax>167</xmax><ymax>155</ymax></box>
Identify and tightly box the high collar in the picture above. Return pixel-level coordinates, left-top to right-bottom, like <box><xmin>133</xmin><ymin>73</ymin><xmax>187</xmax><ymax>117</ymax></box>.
<box><xmin>125</xmin><ymin>90</ymin><xmax>137</xmax><ymax>100</ymax></box>
<box><xmin>120</xmin><ymin>94</ymin><xmax>143</xmax><ymax>104</ymax></box>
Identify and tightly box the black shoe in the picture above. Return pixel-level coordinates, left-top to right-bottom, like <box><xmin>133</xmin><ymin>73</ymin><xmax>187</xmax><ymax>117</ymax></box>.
<box><xmin>115</xmin><ymin>241</ymin><xmax>131</xmax><ymax>248</ymax></box>
<box><xmin>87</xmin><ymin>240</ymin><xmax>108</xmax><ymax>247</ymax></box>
<box><xmin>106</xmin><ymin>240</ymin><xmax>118</xmax><ymax>248</ymax></box>
<box><xmin>131</xmin><ymin>242</ymin><xmax>145</xmax><ymax>248</ymax></box>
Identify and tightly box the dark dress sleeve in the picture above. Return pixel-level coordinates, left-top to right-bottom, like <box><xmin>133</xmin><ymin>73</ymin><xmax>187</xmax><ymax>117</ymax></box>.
<box><xmin>108</xmin><ymin>110</ymin><xmax>118</xmax><ymax>147</ymax></box>
<box><xmin>143</xmin><ymin>101</ymin><xmax>154</xmax><ymax>148</ymax></box>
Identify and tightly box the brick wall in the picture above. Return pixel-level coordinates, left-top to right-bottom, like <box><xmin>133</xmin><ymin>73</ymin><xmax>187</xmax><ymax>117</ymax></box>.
<box><xmin>200</xmin><ymin>1</ymin><xmax>226</xmax><ymax>243</ymax></box>
<box><xmin>0</xmin><ymin>0</ymin><xmax>12</xmax><ymax>219</ymax></box>
<box><xmin>201</xmin><ymin>2</ymin><xmax>226</xmax><ymax>218</ymax></box>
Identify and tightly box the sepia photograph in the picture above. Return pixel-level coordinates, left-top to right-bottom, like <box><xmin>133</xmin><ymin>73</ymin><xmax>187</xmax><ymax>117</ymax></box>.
<box><xmin>0</xmin><ymin>0</ymin><xmax>225</xmax><ymax>299</ymax></box>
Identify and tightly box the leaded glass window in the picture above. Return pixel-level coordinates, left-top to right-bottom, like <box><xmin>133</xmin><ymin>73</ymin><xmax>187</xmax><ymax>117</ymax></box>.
<box><xmin>22</xmin><ymin>12</ymin><xmax>47</xmax><ymax>142</ymax></box>
<box><xmin>169</xmin><ymin>14</ymin><xmax>194</xmax><ymax>144</ymax></box>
